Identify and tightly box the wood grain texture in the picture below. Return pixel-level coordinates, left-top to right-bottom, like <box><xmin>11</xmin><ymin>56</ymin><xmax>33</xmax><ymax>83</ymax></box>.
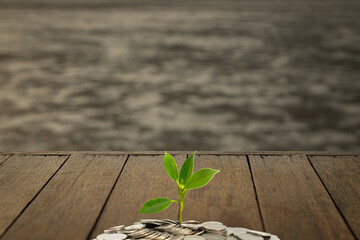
<box><xmin>0</xmin><ymin>155</ymin><xmax>11</xmax><ymax>165</ymax></box>
<box><xmin>90</xmin><ymin>154</ymin><xmax>187</xmax><ymax>239</ymax></box>
<box><xmin>249</xmin><ymin>154</ymin><xmax>354</xmax><ymax>240</ymax></box>
<box><xmin>1</xmin><ymin>154</ymin><xmax>127</xmax><ymax>240</ymax></box>
<box><xmin>309</xmin><ymin>155</ymin><xmax>360</xmax><ymax>239</ymax></box>
<box><xmin>183</xmin><ymin>155</ymin><xmax>263</xmax><ymax>229</ymax></box>
<box><xmin>0</xmin><ymin>155</ymin><xmax>68</xmax><ymax>237</ymax></box>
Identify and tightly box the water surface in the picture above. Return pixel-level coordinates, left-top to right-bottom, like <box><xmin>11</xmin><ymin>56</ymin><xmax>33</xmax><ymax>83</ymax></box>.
<box><xmin>0</xmin><ymin>0</ymin><xmax>359</xmax><ymax>151</ymax></box>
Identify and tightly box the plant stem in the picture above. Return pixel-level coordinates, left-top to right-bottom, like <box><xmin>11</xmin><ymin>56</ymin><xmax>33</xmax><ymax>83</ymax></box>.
<box><xmin>178</xmin><ymin>189</ymin><xmax>183</xmax><ymax>224</ymax></box>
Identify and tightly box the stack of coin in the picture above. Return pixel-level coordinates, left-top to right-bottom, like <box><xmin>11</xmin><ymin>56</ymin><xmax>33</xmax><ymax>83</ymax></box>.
<box><xmin>97</xmin><ymin>219</ymin><xmax>280</xmax><ymax>240</ymax></box>
<box><xmin>202</xmin><ymin>222</ymin><xmax>227</xmax><ymax>235</ymax></box>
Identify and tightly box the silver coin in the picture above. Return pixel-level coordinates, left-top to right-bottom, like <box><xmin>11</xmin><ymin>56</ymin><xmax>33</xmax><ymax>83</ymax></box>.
<box><xmin>172</xmin><ymin>235</ymin><xmax>185</xmax><ymax>240</ymax></box>
<box><xmin>163</xmin><ymin>219</ymin><xmax>178</xmax><ymax>224</ymax></box>
<box><xmin>202</xmin><ymin>222</ymin><xmax>226</xmax><ymax>232</ymax></box>
<box><xmin>226</xmin><ymin>228</ymin><xmax>236</xmax><ymax>235</ymax></box>
<box><xmin>182</xmin><ymin>220</ymin><xmax>200</xmax><ymax>224</ymax></box>
<box><xmin>110</xmin><ymin>225</ymin><xmax>125</xmax><ymax>231</ymax></box>
<box><xmin>141</xmin><ymin>219</ymin><xmax>163</xmax><ymax>226</ymax></box>
<box><xmin>230</xmin><ymin>228</ymin><xmax>248</xmax><ymax>236</ymax></box>
<box><xmin>146</xmin><ymin>231</ymin><xmax>162</xmax><ymax>239</ymax></box>
<box><xmin>202</xmin><ymin>221</ymin><xmax>223</xmax><ymax>225</ymax></box>
<box><xmin>202</xmin><ymin>233</ymin><xmax>226</xmax><ymax>240</ymax></box>
<box><xmin>155</xmin><ymin>223</ymin><xmax>177</xmax><ymax>231</ymax></box>
<box><xmin>180</xmin><ymin>224</ymin><xmax>202</xmax><ymax>230</ymax></box>
<box><xmin>226</xmin><ymin>236</ymin><xmax>237</xmax><ymax>240</ymax></box>
<box><xmin>246</xmin><ymin>230</ymin><xmax>271</xmax><ymax>239</ymax></box>
<box><xmin>165</xmin><ymin>233</ymin><xmax>176</xmax><ymax>240</ymax></box>
<box><xmin>269</xmin><ymin>236</ymin><xmax>280</xmax><ymax>240</ymax></box>
<box><xmin>184</xmin><ymin>236</ymin><xmax>206</xmax><ymax>240</ymax></box>
<box><xmin>194</xmin><ymin>228</ymin><xmax>205</xmax><ymax>235</ymax></box>
<box><xmin>233</xmin><ymin>233</ymin><xmax>263</xmax><ymax>240</ymax></box>
<box><xmin>125</xmin><ymin>224</ymin><xmax>146</xmax><ymax>231</ymax></box>
<box><xmin>97</xmin><ymin>233</ymin><xmax>127</xmax><ymax>240</ymax></box>
<box><xmin>104</xmin><ymin>229</ymin><xmax>118</xmax><ymax>234</ymax></box>
<box><xmin>157</xmin><ymin>232</ymin><xmax>171</xmax><ymax>240</ymax></box>
<box><xmin>174</xmin><ymin>227</ymin><xmax>195</xmax><ymax>235</ymax></box>
<box><xmin>127</xmin><ymin>228</ymin><xmax>152</xmax><ymax>238</ymax></box>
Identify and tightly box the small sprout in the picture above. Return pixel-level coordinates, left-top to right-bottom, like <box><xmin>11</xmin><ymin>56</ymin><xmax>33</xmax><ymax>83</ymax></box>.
<box><xmin>139</xmin><ymin>151</ymin><xmax>220</xmax><ymax>223</ymax></box>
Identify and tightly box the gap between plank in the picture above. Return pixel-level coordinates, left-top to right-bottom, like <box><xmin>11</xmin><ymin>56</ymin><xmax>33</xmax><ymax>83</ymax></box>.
<box><xmin>0</xmin><ymin>154</ymin><xmax>71</xmax><ymax>239</ymax></box>
<box><xmin>246</xmin><ymin>155</ymin><xmax>266</xmax><ymax>232</ymax></box>
<box><xmin>86</xmin><ymin>154</ymin><xmax>130</xmax><ymax>240</ymax></box>
<box><xmin>306</xmin><ymin>155</ymin><xmax>358</xmax><ymax>240</ymax></box>
<box><xmin>0</xmin><ymin>155</ymin><xmax>12</xmax><ymax>166</ymax></box>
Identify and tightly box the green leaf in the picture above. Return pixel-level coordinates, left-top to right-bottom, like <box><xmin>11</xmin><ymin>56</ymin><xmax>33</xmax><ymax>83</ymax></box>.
<box><xmin>179</xmin><ymin>151</ymin><xmax>196</xmax><ymax>186</ymax></box>
<box><xmin>139</xmin><ymin>197</ymin><xmax>173</xmax><ymax>214</ymax></box>
<box><xmin>186</xmin><ymin>168</ymin><xmax>220</xmax><ymax>190</ymax></box>
<box><xmin>164</xmin><ymin>151</ymin><xmax>179</xmax><ymax>182</ymax></box>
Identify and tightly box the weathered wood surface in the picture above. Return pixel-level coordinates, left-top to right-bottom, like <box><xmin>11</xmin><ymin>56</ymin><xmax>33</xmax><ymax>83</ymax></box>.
<box><xmin>0</xmin><ymin>152</ymin><xmax>358</xmax><ymax>240</ymax></box>
<box><xmin>0</xmin><ymin>155</ymin><xmax>68</xmax><ymax>237</ymax></box>
<box><xmin>249</xmin><ymin>155</ymin><xmax>354</xmax><ymax>240</ymax></box>
<box><xmin>0</xmin><ymin>155</ymin><xmax>11</xmax><ymax>166</ymax></box>
<box><xmin>309</xmin><ymin>155</ymin><xmax>360</xmax><ymax>239</ymax></box>
<box><xmin>1</xmin><ymin>154</ymin><xmax>126</xmax><ymax>240</ymax></box>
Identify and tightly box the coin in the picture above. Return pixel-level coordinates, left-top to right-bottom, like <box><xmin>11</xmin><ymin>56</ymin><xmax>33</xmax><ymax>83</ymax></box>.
<box><xmin>226</xmin><ymin>236</ymin><xmax>237</xmax><ymax>240</ymax></box>
<box><xmin>124</xmin><ymin>224</ymin><xmax>146</xmax><ymax>231</ymax></box>
<box><xmin>155</xmin><ymin>223</ymin><xmax>177</xmax><ymax>231</ymax></box>
<box><xmin>180</xmin><ymin>224</ymin><xmax>202</xmax><ymax>230</ymax></box>
<box><xmin>127</xmin><ymin>228</ymin><xmax>152</xmax><ymax>238</ymax></box>
<box><xmin>163</xmin><ymin>219</ymin><xmax>178</xmax><ymax>224</ymax></box>
<box><xmin>173</xmin><ymin>227</ymin><xmax>195</xmax><ymax>235</ymax></box>
<box><xmin>157</xmin><ymin>232</ymin><xmax>171</xmax><ymax>240</ymax></box>
<box><xmin>182</xmin><ymin>220</ymin><xmax>200</xmax><ymax>224</ymax></box>
<box><xmin>202</xmin><ymin>222</ymin><xmax>226</xmax><ymax>231</ymax></box>
<box><xmin>141</xmin><ymin>219</ymin><xmax>163</xmax><ymax>226</ymax></box>
<box><xmin>184</xmin><ymin>236</ymin><xmax>206</xmax><ymax>240</ymax></box>
<box><xmin>229</xmin><ymin>228</ymin><xmax>248</xmax><ymax>236</ymax></box>
<box><xmin>172</xmin><ymin>235</ymin><xmax>184</xmax><ymax>240</ymax></box>
<box><xmin>110</xmin><ymin>225</ymin><xmax>125</xmax><ymax>231</ymax></box>
<box><xmin>202</xmin><ymin>233</ymin><xmax>226</xmax><ymax>240</ymax></box>
<box><xmin>148</xmin><ymin>231</ymin><xmax>163</xmax><ymax>239</ymax></box>
<box><xmin>202</xmin><ymin>222</ymin><xmax>226</xmax><ymax>235</ymax></box>
<box><xmin>97</xmin><ymin>233</ymin><xmax>127</xmax><ymax>240</ymax></box>
<box><xmin>232</xmin><ymin>233</ymin><xmax>263</xmax><ymax>240</ymax></box>
<box><xmin>194</xmin><ymin>228</ymin><xmax>205</xmax><ymax>235</ymax></box>
<box><xmin>226</xmin><ymin>228</ymin><xmax>236</xmax><ymax>235</ymax></box>
<box><xmin>246</xmin><ymin>230</ymin><xmax>271</xmax><ymax>239</ymax></box>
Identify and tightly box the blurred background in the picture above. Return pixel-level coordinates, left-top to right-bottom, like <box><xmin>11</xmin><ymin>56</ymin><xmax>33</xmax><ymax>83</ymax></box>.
<box><xmin>0</xmin><ymin>0</ymin><xmax>359</xmax><ymax>151</ymax></box>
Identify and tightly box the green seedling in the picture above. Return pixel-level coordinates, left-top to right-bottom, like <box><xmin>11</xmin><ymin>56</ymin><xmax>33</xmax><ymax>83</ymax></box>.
<box><xmin>139</xmin><ymin>151</ymin><xmax>220</xmax><ymax>224</ymax></box>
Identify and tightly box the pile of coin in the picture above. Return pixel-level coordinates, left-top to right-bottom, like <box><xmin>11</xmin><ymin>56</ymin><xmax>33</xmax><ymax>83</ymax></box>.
<box><xmin>95</xmin><ymin>219</ymin><xmax>280</xmax><ymax>240</ymax></box>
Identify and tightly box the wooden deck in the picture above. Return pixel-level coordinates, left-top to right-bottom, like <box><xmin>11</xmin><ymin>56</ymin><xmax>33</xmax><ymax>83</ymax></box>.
<box><xmin>0</xmin><ymin>152</ymin><xmax>359</xmax><ymax>240</ymax></box>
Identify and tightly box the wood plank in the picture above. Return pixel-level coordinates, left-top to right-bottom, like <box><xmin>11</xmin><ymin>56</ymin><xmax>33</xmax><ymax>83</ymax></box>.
<box><xmin>309</xmin><ymin>155</ymin><xmax>360</xmax><ymax>239</ymax></box>
<box><xmin>0</xmin><ymin>155</ymin><xmax>68</xmax><ymax>237</ymax></box>
<box><xmin>249</xmin><ymin>154</ymin><xmax>354</xmax><ymax>240</ymax></box>
<box><xmin>1</xmin><ymin>154</ymin><xmax>127</xmax><ymax>240</ymax></box>
<box><xmin>0</xmin><ymin>155</ymin><xmax>11</xmax><ymax>165</ymax></box>
<box><xmin>183</xmin><ymin>155</ymin><xmax>263</xmax><ymax>229</ymax></box>
<box><xmin>1</xmin><ymin>151</ymin><xmax>359</xmax><ymax>156</ymax></box>
<box><xmin>91</xmin><ymin>154</ymin><xmax>263</xmax><ymax>238</ymax></box>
